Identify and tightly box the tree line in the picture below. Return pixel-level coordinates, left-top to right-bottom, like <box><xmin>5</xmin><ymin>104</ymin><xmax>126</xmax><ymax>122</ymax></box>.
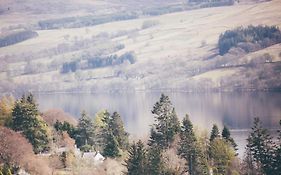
<box><xmin>61</xmin><ymin>52</ymin><xmax>136</xmax><ymax>74</ymax></box>
<box><xmin>0</xmin><ymin>30</ymin><xmax>38</xmax><ymax>48</ymax></box>
<box><xmin>124</xmin><ymin>94</ymin><xmax>281</xmax><ymax>175</ymax></box>
<box><xmin>0</xmin><ymin>93</ymin><xmax>280</xmax><ymax>174</ymax></box>
<box><xmin>218</xmin><ymin>25</ymin><xmax>281</xmax><ymax>55</ymax></box>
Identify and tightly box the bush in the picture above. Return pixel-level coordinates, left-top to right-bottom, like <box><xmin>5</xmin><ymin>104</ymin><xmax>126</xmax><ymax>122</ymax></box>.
<box><xmin>218</xmin><ymin>25</ymin><xmax>281</xmax><ymax>55</ymax></box>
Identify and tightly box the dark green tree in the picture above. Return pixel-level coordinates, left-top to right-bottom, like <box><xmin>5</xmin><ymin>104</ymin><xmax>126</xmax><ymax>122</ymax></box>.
<box><xmin>146</xmin><ymin>145</ymin><xmax>164</xmax><ymax>175</ymax></box>
<box><xmin>178</xmin><ymin>115</ymin><xmax>197</xmax><ymax>175</ymax></box>
<box><xmin>210</xmin><ymin>124</ymin><xmax>220</xmax><ymax>142</ymax></box>
<box><xmin>149</xmin><ymin>94</ymin><xmax>180</xmax><ymax>149</ymax></box>
<box><xmin>178</xmin><ymin>115</ymin><xmax>208</xmax><ymax>175</ymax></box>
<box><xmin>242</xmin><ymin>147</ymin><xmax>258</xmax><ymax>175</ymax></box>
<box><xmin>54</xmin><ymin>120</ymin><xmax>76</xmax><ymax>138</ymax></box>
<box><xmin>11</xmin><ymin>94</ymin><xmax>49</xmax><ymax>153</ymax></box>
<box><xmin>222</xmin><ymin>125</ymin><xmax>238</xmax><ymax>155</ymax></box>
<box><xmin>125</xmin><ymin>140</ymin><xmax>147</xmax><ymax>175</ymax></box>
<box><xmin>76</xmin><ymin>111</ymin><xmax>95</xmax><ymax>148</ymax></box>
<box><xmin>103</xmin><ymin>132</ymin><xmax>120</xmax><ymax>158</ymax></box>
<box><xmin>246</xmin><ymin>118</ymin><xmax>274</xmax><ymax>175</ymax></box>
<box><xmin>110</xmin><ymin>112</ymin><xmax>129</xmax><ymax>150</ymax></box>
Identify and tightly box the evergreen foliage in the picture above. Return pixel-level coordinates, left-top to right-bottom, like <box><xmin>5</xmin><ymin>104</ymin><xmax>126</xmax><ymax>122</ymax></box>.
<box><xmin>103</xmin><ymin>132</ymin><xmax>120</xmax><ymax>158</ymax></box>
<box><xmin>54</xmin><ymin>120</ymin><xmax>76</xmax><ymax>138</ymax></box>
<box><xmin>75</xmin><ymin>111</ymin><xmax>95</xmax><ymax>148</ymax></box>
<box><xmin>109</xmin><ymin>112</ymin><xmax>129</xmax><ymax>150</ymax></box>
<box><xmin>222</xmin><ymin>125</ymin><xmax>238</xmax><ymax>155</ymax></box>
<box><xmin>149</xmin><ymin>94</ymin><xmax>180</xmax><ymax>149</ymax></box>
<box><xmin>101</xmin><ymin>111</ymin><xmax>129</xmax><ymax>151</ymax></box>
<box><xmin>246</xmin><ymin>118</ymin><xmax>274</xmax><ymax>174</ymax></box>
<box><xmin>146</xmin><ymin>145</ymin><xmax>164</xmax><ymax>175</ymax></box>
<box><xmin>210</xmin><ymin>124</ymin><xmax>220</xmax><ymax>142</ymax></box>
<box><xmin>125</xmin><ymin>140</ymin><xmax>147</xmax><ymax>175</ymax></box>
<box><xmin>178</xmin><ymin>115</ymin><xmax>207</xmax><ymax>175</ymax></box>
<box><xmin>218</xmin><ymin>25</ymin><xmax>281</xmax><ymax>55</ymax></box>
<box><xmin>11</xmin><ymin>93</ymin><xmax>50</xmax><ymax>153</ymax></box>
<box><xmin>100</xmin><ymin>111</ymin><xmax>128</xmax><ymax>157</ymax></box>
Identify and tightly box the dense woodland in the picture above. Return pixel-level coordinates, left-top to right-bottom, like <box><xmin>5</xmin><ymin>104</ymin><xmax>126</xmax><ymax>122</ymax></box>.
<box><xmin>37</xmin><ymin>0</ymin><xmax>235</xmax><ymax>30</ymax></box>
<box><xmin>0</xmin><ymin>30</ymin><xmax>38</xmax><ymax>48</ymax></box>
<box><xmin>218</xmin><ymin>25</ymin><xmax>281</xmax><ymax>55</ymax></box>
<box><xmin>61</xmin><ymin>52</ymin><xmax>136</xmax><ymax>74</ymax></box>
<box><xmin>0</xmin><ymin>93</ymin><xmax>280</xmax><ymax>175</ymax></box>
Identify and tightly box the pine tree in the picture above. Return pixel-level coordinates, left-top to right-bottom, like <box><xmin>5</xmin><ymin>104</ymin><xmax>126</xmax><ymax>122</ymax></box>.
<box><xmin>169</xmin><ymin>108</ymin><xmax>181</xmax><ymax>138</ymax></box>
<box><xmin>178</xmin><ymin>115</ymin><xmax>197</xmax><ymax>175</ymax></box>
<box><xmin>222</xmin><ymin>125</ymin><xmax>238</xmax><ymax>155</ymax></box>
<box><xmin>110</xmin><ymin>112</ymin><xmax>129</xmax><ymax>150</ymax></box>
<box><xmin>149</xmin><ymin>94</ymin><xmax>180</xmax><ymax>149</ymax></box>
<box><xmin>125</xmin><ymin>140</ymin><xmax>147</xmax><ymax>175</ymax></box>
<box><xmin>76</xmin><ymin>111</ymin><xmax>95</xmax><ymax>148</ymax></box>
<box><xmin>241</xmin><ymin>147</ymin><xmax>258</xmax><ymax>175</ymax></box>
<box><xmin>103</xmin><ymin>132</ymin><xmax>120</xmax><ymax>158</ymax></box>
<box><xmin>146</xmin><ymin>145</ymin><xmax>164</xmax><ymax>175</ymax></box>
<box><xmin>246</xmin><ymin>117</ymin><xmax>274</xmax><ymax>174</ymax></box>
<box><xmin>210</xmin><ymin>124</ymin><xmax>220</xmax><ymax>142</ymax></box>
<box><xmin>11</xmin><ymin>94</ymin><xmax>49</xmax><ymax>153</ymax></box>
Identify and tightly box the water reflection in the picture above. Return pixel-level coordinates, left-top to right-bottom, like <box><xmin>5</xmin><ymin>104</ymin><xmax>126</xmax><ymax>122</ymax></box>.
<box><xmin>36</xmin><ymin>92</ymin><xmax>281</xmax><ymax>155</ymax></box>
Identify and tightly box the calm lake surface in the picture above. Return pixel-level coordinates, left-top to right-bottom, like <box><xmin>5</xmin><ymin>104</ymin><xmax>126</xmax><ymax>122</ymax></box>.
<box><xmin>36</xmin><ymin>92</ymin><xmax>281</xmax><ymax>156</ymax></box>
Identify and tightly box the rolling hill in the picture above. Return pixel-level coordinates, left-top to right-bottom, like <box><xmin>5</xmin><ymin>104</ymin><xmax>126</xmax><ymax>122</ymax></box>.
<box><xmin>0</xmin><ymin>0</ymin><xmax>281</xmax><ymax>93</ymax></box>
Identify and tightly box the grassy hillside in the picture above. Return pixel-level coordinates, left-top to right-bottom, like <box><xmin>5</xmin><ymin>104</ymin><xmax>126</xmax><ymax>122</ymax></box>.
<box><xmin>0</xmin><ymin>0</ymin><xmax>281</xmax><ymax>93</ymax></box>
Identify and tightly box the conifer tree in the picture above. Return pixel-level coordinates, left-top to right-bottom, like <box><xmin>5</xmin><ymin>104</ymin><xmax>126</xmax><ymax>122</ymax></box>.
<box><xmin>146</xmin><ymin>145</ymin><xmax>164</xmax><ymax>175</ymax></box>
<box><xmin>149</xmin><ymin>94</ymin><xmax>180</xmax><ymax>149</ymax></box>
<box><xmin>241</xmin><ymin>147</ymin><xmax>258</xmax><ymax>175</ymax></box>
<box><xmin>178</xmin><ymin>115</ymin><xmax>208</xmax><ymax>175</ymax></box>
<box><xmin>110</xmin><ymin>112</ymin><xmax>129</xmax><ymax>150</ymax></box>
<box><xmin>125</xmin><ymin>140</ymin><xmax>147</xmax><ymax>175</ymax></box>
<box><xmin>210</xmin><ymin>124</ymin><xmax>220</xmax><ymax>142</ymax></box>
<box><xmin>222</xmin><ymin>125</ymin><xmax>238</xmax><ymax>155</ymax></box>
<box><xmin>11</xmin><ymin>93</ymin><xmax>49</xmax><ymax>153</ymax></box>
<box><xmin>178</xmin><ymin>115</ymin><xmax>197</xmax><ymax>175</ymax></box>
<box><xmin>103</xmin><ymin>132</ymin><xmax>120</xmax><ymax>158</ymax></box>
<box><xmin>76</xmin><ymin>111</ymin><xmax>95</xmax><ymax>148</ymax></box>
<box><xmin>246</xmin><ymin>118</ymin><xmax>274</xmax><ymax>174</ymax></box>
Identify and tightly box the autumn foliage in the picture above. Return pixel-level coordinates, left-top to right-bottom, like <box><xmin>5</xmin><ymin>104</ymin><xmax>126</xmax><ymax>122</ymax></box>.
<box><xmin>0</xmin><ymin>127</ymin><xmax>51</xmax><ymax>175</ymax></box>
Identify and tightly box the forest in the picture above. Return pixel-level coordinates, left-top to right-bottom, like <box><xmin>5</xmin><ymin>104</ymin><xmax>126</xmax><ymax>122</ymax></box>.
<box><xmin>0</xmin><ymin>93</ymin><xmax>280</xmax><ymax>175</ymax></box>
<box><xmin>0</xmin><ymin>30</ymin><xmax>38</xmax><ymax>48</ymax></box>
<box><xmin>218</xmin><ymin>25</ymin><xmax>281</xmax><ymax>55</ymax></box>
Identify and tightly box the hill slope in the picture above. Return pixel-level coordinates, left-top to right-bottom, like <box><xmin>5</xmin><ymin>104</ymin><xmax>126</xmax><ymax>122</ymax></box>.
<box><xmin>0</xmin><ymin>0</ymin><xmax>281</xmax><ymax>93</ymax></box>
